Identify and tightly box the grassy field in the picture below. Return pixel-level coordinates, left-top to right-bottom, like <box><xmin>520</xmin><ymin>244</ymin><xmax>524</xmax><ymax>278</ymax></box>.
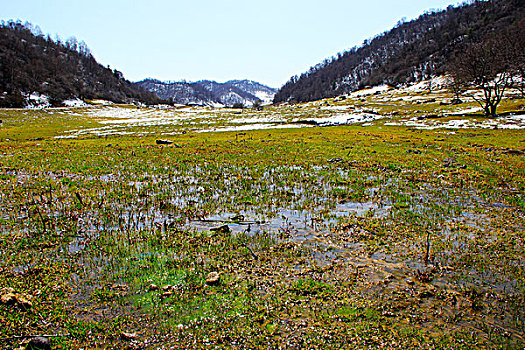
<box><xmin>1</xmin><ymin>86</ymin><xmax>524</xmax><ymax>349</ymax></box>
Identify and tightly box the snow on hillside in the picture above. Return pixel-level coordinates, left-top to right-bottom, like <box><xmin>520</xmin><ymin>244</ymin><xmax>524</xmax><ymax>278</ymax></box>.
<box><xmin>136</xmin><ymin>79</ymin><xmax>277</xmax><ymax>107</ymax></box>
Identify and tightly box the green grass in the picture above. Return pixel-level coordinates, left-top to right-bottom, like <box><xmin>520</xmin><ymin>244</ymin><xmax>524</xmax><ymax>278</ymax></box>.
<box><xmin>1</xmin><ymin>88</ymin><xmax>525</xmax><ymax>348</ymax></box>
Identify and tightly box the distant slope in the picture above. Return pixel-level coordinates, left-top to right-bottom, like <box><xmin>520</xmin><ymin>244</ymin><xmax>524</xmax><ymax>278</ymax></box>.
<box><xmin>0</xmin><ymin>20</ymin><xmax>160</xmax><ymax>107</ymax></box>
<box><xmin>135</xmin><ymin>79</ymin><xmax>276</xmax><ymax>107</ymax></box>
<box><xmin>274</xmin><ymin>0</ymin><xmax>525</xmax><ymax>103</ymax></box>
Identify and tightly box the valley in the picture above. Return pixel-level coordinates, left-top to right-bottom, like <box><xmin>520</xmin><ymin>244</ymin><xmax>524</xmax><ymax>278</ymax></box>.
<box><xmin>1</xmin><ymin>82</ymin><xmax>524</xmax><ymax>349</ymax></box>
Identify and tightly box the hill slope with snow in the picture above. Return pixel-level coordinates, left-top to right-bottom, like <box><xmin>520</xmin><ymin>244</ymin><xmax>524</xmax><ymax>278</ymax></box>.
<box><xmin>135</xmin><ymin>79</ymin><xmax>276</xmax><ymax>107</ymax></box>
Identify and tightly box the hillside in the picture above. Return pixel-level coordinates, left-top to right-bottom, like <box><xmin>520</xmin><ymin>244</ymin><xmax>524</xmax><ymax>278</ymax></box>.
<box><xmin>135</xmin><ymin>79</ymin><xmax>276</xmax><ymax>107</ymax></box>
<box><xmin>0</xmin><ymin>20</ymin><xmax>160</xmax><ymax>107</ymax></box>
<box><xmin>274</xmin><ymin>0</ymin><xmax>525</xmax><ymax>103</ymax></box>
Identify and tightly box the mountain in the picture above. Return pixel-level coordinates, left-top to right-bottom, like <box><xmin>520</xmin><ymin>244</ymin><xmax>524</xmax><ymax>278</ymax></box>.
<box><xmin>274</xmin><ymin>0</ymin><xmax>525</xmax><ymax>103</ymax></box>
<box><xmin>0</xmin><ymin>20</ymin><xmax>161</xmax><ymax>108</ymax></box>
<box><xmin>135</xmin><ymin>79</ymin><xmax>277</xmax><ymax>107</ymax></box>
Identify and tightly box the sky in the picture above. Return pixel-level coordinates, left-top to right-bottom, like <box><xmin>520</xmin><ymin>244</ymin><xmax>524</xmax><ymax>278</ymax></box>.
<box><xmin>1</xmin><ymin>0</ymin><xmax>462</xmax><ymax>88</ymax></box>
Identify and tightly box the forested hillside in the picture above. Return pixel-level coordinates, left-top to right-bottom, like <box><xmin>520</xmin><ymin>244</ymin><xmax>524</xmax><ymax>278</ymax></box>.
<box><xmin>135</xmin><ymin>79</ymin><xmax>276</xmax><ymax>107</ymax></box>
<box><xmin>274</xmin><ymin>0</ymin><xmax>525</xmax><ymax>103</ymax></box>
<box><xmin>0</xmin><ymin>20</ymin><xmax>160</xmax><ymax>107</ymax></box>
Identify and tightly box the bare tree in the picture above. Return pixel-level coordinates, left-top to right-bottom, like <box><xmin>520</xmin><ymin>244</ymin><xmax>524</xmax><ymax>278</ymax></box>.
<box><xmin>252</xmin><ymin>99</ymin><xmax>263</xmax><ymax>111</ymax></box>
<box><xmin>448</xmin><ymin>37</ymin><xmax>512</xmax><ymax>117</ymax></box>
<box><xmin>445</xmin><ymin>76</ymin><xmax>463</xmax><ymax>104</ymax></box>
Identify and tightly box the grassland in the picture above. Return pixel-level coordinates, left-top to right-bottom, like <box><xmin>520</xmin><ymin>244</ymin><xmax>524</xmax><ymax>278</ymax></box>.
<box><xmin>1</xmin><ymin>84</ymin><xmax>524</xmax><ymax>349</ymax></box>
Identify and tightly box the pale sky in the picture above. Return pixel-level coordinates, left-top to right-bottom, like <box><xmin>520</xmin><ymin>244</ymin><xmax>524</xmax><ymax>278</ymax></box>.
<box><xmin>1</xmin><ymin>0</ymin><xmax>461</xmax><ymax>88</ymax></box>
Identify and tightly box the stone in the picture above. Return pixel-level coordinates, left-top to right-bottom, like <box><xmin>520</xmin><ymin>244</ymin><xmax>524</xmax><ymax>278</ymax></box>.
<box><xmin>121</xmin><ymin>332</ymin><xmax>138</xmax><ymax>341</ymax></box>
<box><xmin>210</xmin><ymin>225</ymin><xmax>230</xmax><ymax>234</ymax></box>
<box><xmin>148</xmin><ymin>284</ymin><xmax>159</xmax><ymax>291</ymax></box>
<box><xmin>0</xmin><ymin>287</ymin><xmax>15</xmax><ymax>294</ymax></box>
<box><xmin>503</xmin><ymin>149</ymin><xmax>524</xmax><ymax>156</ymax></box>
<box><xmin>26</xmin><ymin>336</ymin><xmax>51</xmax><ymax>350</ymax></box>
<box><xmin>230</xmin><ymin>214</ymin><xmax>245</xmax><ymax>222</ymax></box>
<box><xmin>15</xmin><ymin>294</ymin><xmax>33</xmax><ymax>309</ymax></box>
<box><xmin>206</xmin><ymin>272</ymin><xmax>221</xmax><ymax>286</ymax></box>
<box><xmin>443</xmin><ymin>158</ymin><xmax>456</xmax><ymax>167</ymax></box>
<box><xmin>0</xmin><ymin>293</ymin><xmax>16</xmax><ymax>305</ymax></box>
<box><xmin>162</xmin><ymin>291</ymin><xmax>173</xmax><ymax>298</ymax></box>
<box><xmin>156</xmin><ymin>139</ymin><xmax>173</xmax><ymax>145</ymax></box>
<box><xmin>1</xmin><ymin>290</ymin><xmax>32</xmax><ymax>309</ymax></box>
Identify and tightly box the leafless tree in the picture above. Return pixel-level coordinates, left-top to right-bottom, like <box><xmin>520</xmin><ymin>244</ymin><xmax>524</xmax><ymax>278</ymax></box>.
<box><xmin>445</xmin><ymin>76</ymin><xmax>463</xmax><ymax>104</ymax></box>
<box><xmin>449</xmin><ymin>37</ymin><xmax>512</xmax><ymax>117</ymax></box>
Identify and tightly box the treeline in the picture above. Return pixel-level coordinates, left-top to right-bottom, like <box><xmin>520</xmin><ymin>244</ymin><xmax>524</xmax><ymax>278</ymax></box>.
<box><xmin>274</xmin><ymin>0</ymin><xmax>525</xmax><ymax>103</ymax></box>
<box><xmin>0</xmin><ymin>20</ymin><xmax>160</xmax><ymax>107</ymax></box>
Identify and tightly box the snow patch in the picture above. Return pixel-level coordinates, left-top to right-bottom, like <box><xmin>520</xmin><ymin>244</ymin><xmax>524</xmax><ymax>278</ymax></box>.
<box><xmin>253</xmin><ymin>91</ymin><xmax>275</xmax><ymax>104</ymax></box>
<box><xmin>63</xmin><ymin>99</ymin><xmax>89</xmax><ymax>108</ymax></box>
<box><xmin>403</xmin><ymin>76</ymin><xmax>449</xmax><ymax>93</ymax></box>
<box><xmin>90</xmin><ymin>100</ymin><xmax>114</xmax><ymax>105</ymax></box>
<box><xmin>350</xmin><ymin>85</ymin><xmax>390</xmax><ymax>97</ymax></box>
<box><xmin>25</xmin><ymin>92</ymin><xmax>50</xmax><ymax>109</ymax></box>
<box><xmin>305</xmin><ymin>113</ymin><xmax>384</xmax><ymax>126</ymax></box>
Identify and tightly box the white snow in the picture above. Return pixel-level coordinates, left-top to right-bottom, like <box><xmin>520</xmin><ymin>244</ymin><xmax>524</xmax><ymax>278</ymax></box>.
<box><xmin>63</xmin><ymin>99</ymin><xmax>89</xmax><ymax>108</ymax></box>
<box><xmin>90</xmin><ymin>100</ymin><xmax>114</xmax><ymax>105</ymax></box>
<box><xmin>25</xmin><ymin>92</ymin><xmax>51</xmax><ymax>109</ymax></box>
<box><xmin>350</xmin><ymin>85</ymin><xmax>390</xmax><ymax>97</ymax></box>
<box><xmin>305</xmin><ymin>113</ymin><xmax>384</xmax><ymax>126</ymax></box>
<box><xmin>252</xmin><ymin>91</ymin><xmax>275</xmax><ymax>104</ymax></box>
<box><xmin>446</xmin><ymin>106</ymin><xmax>483</xmax><ymax>115</ymax></box>
<box><xmin>230</xmin><ymin>116</ymin><xmax>282</xmax><ymax>124</ymax></box>
<box><xmin>403</xmin><ymin>76</ymin><xmax>449</xmax><ymax>93</ymax></box>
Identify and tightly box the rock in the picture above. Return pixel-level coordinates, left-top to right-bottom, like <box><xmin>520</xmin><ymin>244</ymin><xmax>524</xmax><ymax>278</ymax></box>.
<box><xmin>206</xmin><ymin>272</ymin><xmax>221</xmax><ymax>286</ymax></box>
<box><xmin>156</xmin><ymin>139</ymin><xmax>173</xmax><ymax>145</ymax></box>
<box><xmin>503</xmin><ymin>149</ymin><xmax>524</xmax><ymax>155</ymax></box>
<box><xmin>210</xmin><ymin>225</ymin><xmax>230</xmax><ymax>234</ymax></box>
<box><xmin>450</xmin><ymin>99</ymin><xmax>463</xmax><ymax>105</ymax></box>
<box><xmin>16</xmin><ymin>294</ymin><xmax>33</xmax><ymax>309</ymax></box>
<box><xmin>162</xmin><ymin>285</ymin><xmax>173</xmax><ymax>291</ymax></box>
<box><xmin>0</xmin><ymin>293</ymin><xmax>16</xmax><ymax>305</ymax></box>
<box><xmin>416</xmin><ymin>266</ymin><xmax>436</xmax><ymax>283</ymax></box>
<box><xmin>230</xmin><ymin>214</ymin><xmax>245</xmax><ymax>222</ymax></box>
<box><xmin>443</xmin><ymin>158</ymin><xmax>456</xmax><ymax>167</ymax></box>
<box><xmin>0</xmin><ymin>287</ymin><xmax>15</xmax><ymax>294</ymax></box>
<box><xmin>121</xmin><ymin>332</ymin><xmax>138</xmax><ymax>341</ymax></box>
<box><xmin>417</xmin><ymin>114</ymin><xmax>442</xmax><ymax>120</ymax></box>
<box><xmin>418</xmin><ymin>289</ymin><xmax>435</xmax><ymax>299</ymax></box>
<box><xmin>162</xmin><ymin>291</ymin><xmax>173</xmax><ymax>298</ymax></box>
<box><xmin>148</xmin><ymin>284</ymin><xmax>159</xmax><ymax>291</ymax></box>
<box><xmin>26</xmin><ymin>336</ymin><xmax>51</xmax><ymax>350</ymax></box>
<box><xmin>1</xmin><ymin>290</ymin><xmax>32</xmax><ymax>309</ymax></box>
<box><xmin>112</xmin><ymin>284</ymin><xmax>128</xmax><ymax>291</ymax></box>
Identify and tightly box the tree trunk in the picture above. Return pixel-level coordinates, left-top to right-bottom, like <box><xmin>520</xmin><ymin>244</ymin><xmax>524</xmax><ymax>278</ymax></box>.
<box><xmin>490</xmin><ymin>104</ymin><xmax>498</xmax><ymax>117</ymax></box>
